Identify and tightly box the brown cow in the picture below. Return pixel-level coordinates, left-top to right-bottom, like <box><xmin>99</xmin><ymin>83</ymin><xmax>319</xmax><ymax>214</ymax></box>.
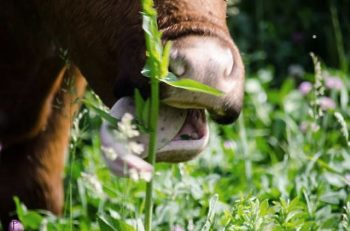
<box><xmin>0</xmin><ymin>0</ymin><xmax>244</xmax><ymax>227</ymax></box>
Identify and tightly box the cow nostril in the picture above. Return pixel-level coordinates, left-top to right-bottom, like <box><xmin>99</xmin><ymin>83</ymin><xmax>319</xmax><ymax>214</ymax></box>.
<box><xmin>169</xmin><ymin>58</ymin><xmax>186</xmax><ymax>76</ymax></box>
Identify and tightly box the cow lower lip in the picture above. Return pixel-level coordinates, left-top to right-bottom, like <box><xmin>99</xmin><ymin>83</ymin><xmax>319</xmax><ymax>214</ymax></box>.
<box><xmin>156</xmin><ymin>108</ymin><xmax>209</xmax><ymax>162</ymax></box>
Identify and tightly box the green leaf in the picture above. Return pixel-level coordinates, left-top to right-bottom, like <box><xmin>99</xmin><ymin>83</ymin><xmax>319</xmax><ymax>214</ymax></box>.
<box><xmin>160</xmin><ymin>41</ymin><xmax>172</xmax><ymax>78</ymax></box>
<box><xmin>97</xmin><ymin>216</ymin><xmax>117</xmax><ymax>231</ymax></box>
<box><xmin>162</xmin><ymin>77</ymin><xmax>223</xmax><ymax>96</ymax></box>
<box><xmin>21</xmin><ymin>212</ymin><xmax>43</xmax><ymax>230</ymax></box>
<box><xmin>134</xmin><ymin>89</ymin><xmax>145</xmax><ymax>123</ymax></box>
<box><xmin>141</xmin><ymin>61</ymin><xmax>152</xmax><ymax>78</ymax></box>
<box><xmin>164</xmin><ymin>72</ymin><xmax>178</xmax><ymax>81</ymax></box>
<box><xmin>83</xmin><ymin>100</ymin><xmax>118</xmax><ymax>125</ymax></box>
<box><xmin>14</xmin><ymin>197</ymin><xmax>25</xmax><ymax>219</ymax></box>
<box><xmin>141</xmin><ymin>14</ymin><xmax>153</xmax><ymax>37</ymax></box>
<box><xmin>202</xmin><ymin>194</ymin><xmax>219</xmax><ymax>231</ymax></box>
<box><xmin>14</xmin><ymin>197</ymin><xmax>43</xmax><ymax>229</ymax></box>
<box><xmin>113</xmin><ymin>220</ymin><xmax>137</xmax><ymax>231</ymax></box>
<box><xmin>98</xmin><ymin>215</ymin><xmax>136</xmax><ymax>231</ymax></box>
<box><xmin>142</xmin><ymin>99</ymin><xmax>150</xmax><ymax>129</ymax></box>
<box><xmin>142</xmin><ymin>3</ymin><xmax>157</xmax><ymax>16</ymax></box>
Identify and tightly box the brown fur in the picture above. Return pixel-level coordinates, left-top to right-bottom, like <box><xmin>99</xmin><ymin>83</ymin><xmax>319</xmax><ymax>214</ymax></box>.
<box><xmin>0</xmin><ymin>66</ymin><xmax>86</xmax><ymax>226</ymax></box>
<box><xmin>0</xmin><ymin>0</ymin><xmax>243</xmax><ymax>226</ymax></box>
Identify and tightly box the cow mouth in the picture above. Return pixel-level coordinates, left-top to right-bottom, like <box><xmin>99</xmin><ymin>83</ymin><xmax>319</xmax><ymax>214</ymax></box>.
<box><xmin>156</xmin><ymin>109</ymin><xmax>209</xmax><ymax>162</ymax></box>
<box><xmin>100</xmin><ymin>97</ymin><xmax>209</xmax><ymax>177</ymax></box>
<box><xmin>173</xmin><ymin>110</ymin><xmax>207</xmax><ymax>141</ymax></box>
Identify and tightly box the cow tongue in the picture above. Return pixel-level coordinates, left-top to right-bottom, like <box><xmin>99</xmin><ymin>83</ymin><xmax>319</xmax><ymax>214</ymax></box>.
<box><xmin>100</xmin><ymin>97</ymin><xmax>208</xmax><ymax>177</ymax></box>
<box><xmin>107</xmin><ymin>97</ymin><xmax>188</xmax><ymax>155</ymax></box>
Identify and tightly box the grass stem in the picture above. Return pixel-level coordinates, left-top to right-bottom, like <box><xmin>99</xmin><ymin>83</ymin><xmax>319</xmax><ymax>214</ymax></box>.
<box><xmin>329</xmin><ymin>1</ymin><xmax>348</xmax><ymax>72</ymax></box>
<box><xmin>144</xmin><ymin>76</ymin><xmax>160</xmax><ymax>231</ymax></box>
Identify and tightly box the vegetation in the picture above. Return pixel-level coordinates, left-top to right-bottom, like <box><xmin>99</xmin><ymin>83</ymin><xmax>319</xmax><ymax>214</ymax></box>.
<box><xmin>10</xmin><ymin>0</ymin><xmax>350</xmax><ymax>231</ymax></box>
<box><xmin>13</xmin><ymin>57</ymin><xmax>350</xmax><ymax>231</ymax></box>
<box><xmin>228</xmin><ymin>0</ymin><xmax>350</xmax><ymax>78</ymax></box>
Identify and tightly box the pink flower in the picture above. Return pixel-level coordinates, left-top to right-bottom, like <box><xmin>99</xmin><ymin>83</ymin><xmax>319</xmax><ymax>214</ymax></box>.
<box><xmin>299</xmin><ymin>122</ymin><xmax>320</xmax><ymax>133</ymax></box>
<box><xmin>299</xmin><ymin>121</ymin><xmax>308</xmax><ymax>133</ymax></box>
<box><xmin>345</xmin><ymin>174</ymin><xmax>350</xmax><ymax>183</ymax></box>
<box><xmin>325</xmin><ymin>76</ymin><xmax>343</xmax><ymax>90</ymax></box>
<box><xmin>8</xmin><ymin>220</ymin><xmax>24</xmax><ymax>231</ymax></box>
<box><xmin>223</xmin><ymin>140</ymin><xmax>236</xmax><ymax>149</ymax></box>
<box><xmin>319</xmin><ymin>97</ymin><xmax>336</xmax><ymax>110</ymax></box>
<box><xmin>172</xmin><ymin>225</ymin><xmax>184</xmax><ymax>231</ymax></box>
<box><xmin>298</xmin><ymin>81</ymin><xmax>312</xmax><ymax>95</ymax></box>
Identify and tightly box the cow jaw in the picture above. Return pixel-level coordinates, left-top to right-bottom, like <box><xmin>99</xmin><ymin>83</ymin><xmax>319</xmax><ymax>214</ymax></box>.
<box><xmin>100</xmin><ymin>97</ymin><xmax>209</xmax><ymax>177</ymax></box>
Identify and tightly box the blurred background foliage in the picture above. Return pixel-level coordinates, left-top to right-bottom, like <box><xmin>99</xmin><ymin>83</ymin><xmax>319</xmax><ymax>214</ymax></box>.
<box><xmin>227</xmin><ymin>0</ymin><xmax>349</xmax><ymax>83</ymax></box>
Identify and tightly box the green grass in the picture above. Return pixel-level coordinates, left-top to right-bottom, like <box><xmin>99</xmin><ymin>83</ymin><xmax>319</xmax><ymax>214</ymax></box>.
<box><xmin>14</xmin><ymin>57</ymin><xmax>350</xmax><ymax>230</ymax></box>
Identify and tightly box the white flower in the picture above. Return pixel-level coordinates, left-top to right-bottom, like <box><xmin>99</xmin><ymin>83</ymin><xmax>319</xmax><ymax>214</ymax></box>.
<box><xmin>334</xmin><ymin>112</ymin><xmax>349</xmax><ymax>145</ymax></box>
<box><xmin>128</xmin><ymin>168</ymin><xmax>152</xmax><ymax>182</ymax></box>
<box><xmin>140</xmin><ymin>171</ymin><xmax>152</xmax><ymax>182</ymax></box>
<box><xmin>129</xmin><ymin>168</ymin><xmax>140</xmax><ymax>181</ymax></box>
<box><xmin>40</xmin><ymin>218</ymin><xmax>48</xmax><ymax>231</ymax></box>
<box><xmin>102</xmin><ymin>146</ymin><xmax>118</xmax><ymax>160</ymax></box>
<box><xmin>117</xmin><ymin>113</ymin><xmax>140</xmax><ymax>138</ymax></box>
<box><xmin>81</xmin><ymin>172</ymin><xmax>104</xmax><ymax>197</ymax></box>
<box><xmin>121</xmin><ymin>112</ymin><xmax>133</xmax><ymax>124</ymax></box>
<box><xmin>128</xmin><ymin>141</ymin><xmax>145</xmax><ymax>155</ymax></box>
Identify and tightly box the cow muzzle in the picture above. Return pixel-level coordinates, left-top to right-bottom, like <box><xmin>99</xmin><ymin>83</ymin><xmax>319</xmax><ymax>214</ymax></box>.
<box><xmin>163</xmin><ymin>35</ymin><xmax>244</xmax><ymax>124</ymax></box>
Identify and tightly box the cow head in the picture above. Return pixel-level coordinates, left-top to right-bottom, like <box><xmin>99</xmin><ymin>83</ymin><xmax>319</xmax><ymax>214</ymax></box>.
<box><xmin>158</xmin><ymin>0</ymin><xmax>244</xmax><ymax>124</ymax></box>
<box><xmin>41</xmin><ymin>0</ymin><xmax>244</xmax><ymax>168</ymax></box>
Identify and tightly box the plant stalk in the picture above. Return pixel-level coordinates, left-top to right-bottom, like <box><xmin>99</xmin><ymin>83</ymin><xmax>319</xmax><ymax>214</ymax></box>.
<box><xmin>329</xmin><ymin>0</ymin><xmax>348</xmax><ymax>72</ymax></box>
<box><xmin>144</xmin><ymin>77</ymin><xmax>160</xmax><ymax>231</ymax></box>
